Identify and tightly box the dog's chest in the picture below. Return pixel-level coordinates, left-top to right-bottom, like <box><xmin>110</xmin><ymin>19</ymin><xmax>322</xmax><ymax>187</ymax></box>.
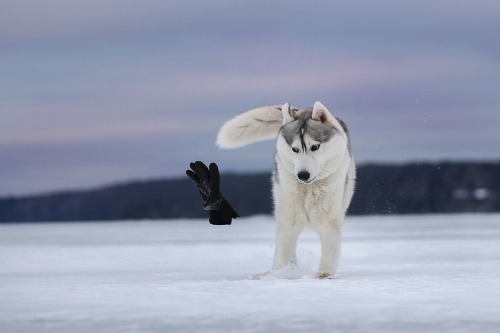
<box><xmin>275</xmin><ymin>175</ymin><xmax>343</xmax><ymax>223</ymax></box>
<box><xmin>302</xmin><ymin>181</ymin><xmax>341</xmax><ymax>220</ymax></box>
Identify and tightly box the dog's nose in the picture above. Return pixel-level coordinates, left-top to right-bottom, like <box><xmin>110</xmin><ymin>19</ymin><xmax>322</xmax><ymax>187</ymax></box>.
<box><xmin>297</xmin><ymin>171</ymin><xmax>310</xmax><ymax>182</ymax></box>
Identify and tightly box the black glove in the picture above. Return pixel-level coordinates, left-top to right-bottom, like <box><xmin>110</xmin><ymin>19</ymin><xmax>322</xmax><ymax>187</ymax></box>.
<box><xmin>186</xmin><ymin>161</ymin><xmax>239</xmax><ymax>225</ymax></box>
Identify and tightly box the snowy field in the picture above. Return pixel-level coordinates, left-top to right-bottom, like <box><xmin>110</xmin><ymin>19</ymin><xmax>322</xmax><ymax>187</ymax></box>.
<box><xmin>1</xmin><ymin>214</ymin><xmax>500</xmax><ymax>333</ymax></box>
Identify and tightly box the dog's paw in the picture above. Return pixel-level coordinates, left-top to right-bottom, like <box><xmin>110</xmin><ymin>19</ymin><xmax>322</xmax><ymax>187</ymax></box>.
<box><xmin>315</xmin><ymin>272</ymin><xmax>333</xmax><ymax>279</ymax></box>
<box><xmin>252</xmin><ymin>271</ymin><xmax>271</xmax><ymax>280</ymax></box>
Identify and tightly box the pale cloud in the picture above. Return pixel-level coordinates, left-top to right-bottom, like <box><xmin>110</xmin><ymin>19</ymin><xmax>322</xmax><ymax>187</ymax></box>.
<box><xmin>1</xmin><ymin>0</ymin><xmax>499</xmax><ymax>195</ymax></box>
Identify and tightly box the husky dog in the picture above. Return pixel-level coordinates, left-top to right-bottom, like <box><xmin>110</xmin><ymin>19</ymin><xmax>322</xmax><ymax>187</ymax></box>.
<box><xmin>217</xmin><ymin>101</ymin><xmax>355</xmax><ymax>278</ymax></box>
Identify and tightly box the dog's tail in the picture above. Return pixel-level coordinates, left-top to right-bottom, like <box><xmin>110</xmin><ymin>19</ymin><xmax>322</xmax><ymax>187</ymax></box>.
<box><xmin>216</xmin><ymin>105</ymin><xmax>284</xmax><ymax>149</ymax></box>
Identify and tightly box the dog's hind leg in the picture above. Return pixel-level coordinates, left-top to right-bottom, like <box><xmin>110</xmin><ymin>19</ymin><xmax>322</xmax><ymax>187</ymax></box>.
<box><xmin>316</xmin><ymin>224</ymin><xmax>342</xmax><ymax>279</ymax></box>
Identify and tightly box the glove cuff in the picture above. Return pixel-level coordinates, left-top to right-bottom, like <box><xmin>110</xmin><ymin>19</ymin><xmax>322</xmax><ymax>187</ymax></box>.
<box><xmin>207</xmin><ymin>197</ymin><xmax>240</xmax><ymax>225</ymax></box>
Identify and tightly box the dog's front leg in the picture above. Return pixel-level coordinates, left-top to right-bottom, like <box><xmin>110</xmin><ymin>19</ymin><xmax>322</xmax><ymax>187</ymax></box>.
<box><xmin>272</xmin><ymin>223</ymin><xmax>302</xmax><ymax>270</ymax></box>
<box><xmin>317</xmin><ymin>224</ymin><xmax>342</xmax><ymax>279</ymax></box>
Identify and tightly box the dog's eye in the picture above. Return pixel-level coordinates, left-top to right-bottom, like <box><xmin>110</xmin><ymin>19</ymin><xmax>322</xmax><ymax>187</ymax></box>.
<box><xmin>292</xmin><ymin>147</ymin><xmax>299</xmax><ymax>153</ymax></box>
<box><xmin>311</xmin><ymin>144</ymin><xmax>320</xmax><ymax>151</ymax></box>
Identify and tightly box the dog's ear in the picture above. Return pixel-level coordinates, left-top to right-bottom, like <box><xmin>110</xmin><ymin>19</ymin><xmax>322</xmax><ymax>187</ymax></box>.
<box><xmin>312</xmin><ymin>101</ymin><xmax>343</xmax><ymax>129</ymax></box>
<box><xmin>281</xmin><ymin>102</ymin><xmax>294</xmax><ymax>124</ymax></box>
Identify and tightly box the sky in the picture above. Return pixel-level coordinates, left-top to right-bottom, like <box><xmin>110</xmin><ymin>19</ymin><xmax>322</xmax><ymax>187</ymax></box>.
<box><xmin>1</xmin><ymin>1</ymin><xmax>500</xmax><ymax>196</ymax></box>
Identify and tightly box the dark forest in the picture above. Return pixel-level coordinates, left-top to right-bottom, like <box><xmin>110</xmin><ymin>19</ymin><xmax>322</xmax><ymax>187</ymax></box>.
<box><xmin>1</xmin><ymin>161</ymin><xmax>499</xmax><ymax>223</ymax></box>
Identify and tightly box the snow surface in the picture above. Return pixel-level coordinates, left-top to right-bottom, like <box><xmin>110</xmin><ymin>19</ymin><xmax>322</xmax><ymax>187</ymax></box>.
<box><xmin>1</xmin><ymin>214</ymin><xmax>500</xmax><ymax>332</ymax></box>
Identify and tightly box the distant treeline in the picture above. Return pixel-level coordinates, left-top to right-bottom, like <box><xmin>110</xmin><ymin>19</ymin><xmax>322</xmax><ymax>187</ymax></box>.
<box><xmin>1</xmin><ymin>161</ymin><xmax>499</xmax><ymax>222</ymax></box>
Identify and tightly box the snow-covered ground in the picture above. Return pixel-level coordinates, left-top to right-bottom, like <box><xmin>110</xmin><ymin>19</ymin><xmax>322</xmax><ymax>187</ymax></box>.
<box><xmin>1</xmin><ymin>214</ymin><xmax>500</xmax><ymax>332</ymax></box>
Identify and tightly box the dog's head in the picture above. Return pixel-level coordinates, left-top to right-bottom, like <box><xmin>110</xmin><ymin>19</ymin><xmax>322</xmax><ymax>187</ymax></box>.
<box><xmin>277</xmin><ymin>101</ymin><xmax>350</xmax><ymax>184</ymax></box>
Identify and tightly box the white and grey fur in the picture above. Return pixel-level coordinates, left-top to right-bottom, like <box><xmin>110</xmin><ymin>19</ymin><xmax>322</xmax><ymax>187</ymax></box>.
<box><xmin>217</xmin><ymin>101</ymin><xmax>355</xmax><ymax>278</ymax></box>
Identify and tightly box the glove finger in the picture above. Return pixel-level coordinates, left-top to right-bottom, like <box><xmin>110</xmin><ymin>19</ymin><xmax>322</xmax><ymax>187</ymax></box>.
<box><xmin>193</xmin><ymin>161</ymin><xmax>210</xmax><ymax>183</ymax></box>
<box><xmin>189</xmin><ymin>162</ymin><xmax>202</xmax><ymax>178</ymax></box>
<box><xmin>189</xmin><ymin>162</ymin><xmax>199</xmax><ymax>178</ymax></box>
<box><xmin>186</xmin><ymin>169</ymin><xmax>201</xmax><ymax>185</ymax></box>
<box><xmin>209</xmin><ymin>162</ymin><xmax>220</xmax><ymax>192</ymax></box>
